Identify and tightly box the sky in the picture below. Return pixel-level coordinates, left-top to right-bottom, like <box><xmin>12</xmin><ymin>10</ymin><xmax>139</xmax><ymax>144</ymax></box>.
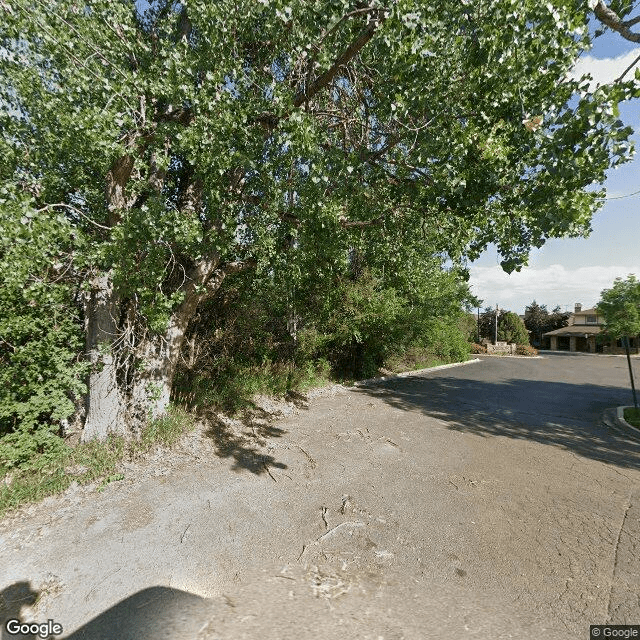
<box><xmin>468</xmin><ymin>22</ymin><xmax>640</xmax><ymax>315</ymax></box>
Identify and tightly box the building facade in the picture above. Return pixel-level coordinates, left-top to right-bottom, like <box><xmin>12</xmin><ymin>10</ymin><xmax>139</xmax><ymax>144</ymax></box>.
<box><xmin>543</xmin><ymin>303</ymin><xmax>639</xmax><ymax>353</ymax></box>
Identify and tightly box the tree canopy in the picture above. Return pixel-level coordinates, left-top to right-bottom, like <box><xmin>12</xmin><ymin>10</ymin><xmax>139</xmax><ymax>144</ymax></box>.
<box><xmin>477</xmin><ymin>307</ymin><xmax>529</xmax><ymax>344</ymax></box>
<box><xmin>1</xmin><ymin>0</ymin><xmax>639</xmax><ymax>439</ymax></box>
<box><xmin>597</xmin><ymin>274</ymin><xmax>640</xmax><ymax>338</ymax></box>
<box><xmin>524</xmin><ymin>301</ymin><xmax>571</xmax><ymax>345</ymax></box>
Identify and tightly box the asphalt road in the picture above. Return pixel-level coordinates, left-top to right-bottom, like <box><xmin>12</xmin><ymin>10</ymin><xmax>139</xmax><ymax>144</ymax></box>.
<box><xmin>1</xmin><ymin>352</ymin><xmax>639</xmax><ymax>640</ymax></box>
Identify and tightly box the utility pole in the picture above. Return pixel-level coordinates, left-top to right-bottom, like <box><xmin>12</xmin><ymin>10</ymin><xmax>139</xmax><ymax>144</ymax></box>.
<box><xmin>494</xmin><ymin>304</ymin><xmax>499</xmax><ymax>344</ymax></box>
<box><xmin>624</xmin><ymin>336</ymin><xmax>638</xmax><ymax>409</ymax></box>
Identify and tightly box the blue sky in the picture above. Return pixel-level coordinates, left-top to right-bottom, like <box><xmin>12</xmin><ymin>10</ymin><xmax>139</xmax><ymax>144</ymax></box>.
<box><xmin>468</xmin><ymin>24</ymin><xmax>640</xmax><ymax>314</ymax></box>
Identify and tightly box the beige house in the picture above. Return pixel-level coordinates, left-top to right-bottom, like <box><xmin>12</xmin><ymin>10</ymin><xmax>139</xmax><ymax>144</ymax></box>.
<box><xmin>544</xmin><ymin>303</ymin><xmax>639</xmax><ymax>354</ymax></box>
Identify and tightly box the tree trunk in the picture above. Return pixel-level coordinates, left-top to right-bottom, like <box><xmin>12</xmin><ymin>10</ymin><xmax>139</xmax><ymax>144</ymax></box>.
<box><xmin>129</xmin><ymin>312</ymin><xmax>192</xmax><ymax>430</ymax></box>
<box><xmin>80</xmin><ymin>259</ymin><xmax>253</xmax><ymax>441</ymax></box>
<box><xmin>82</xmin><ymin>273</ymin><xmax>126</xmax><ymax>442</ymax></box>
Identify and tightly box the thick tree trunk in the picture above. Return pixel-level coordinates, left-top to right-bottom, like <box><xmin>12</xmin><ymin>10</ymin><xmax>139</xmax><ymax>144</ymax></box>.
<box><xmin>129</xmin><ymin>312</ymin><xmax>191</xmax><ymax>429</ymax></box>
<box><xmin>82</xmin><ymin>274</ymin><xmax>126</xmax><ymax>442</ymax></box>
<box><xmin>80</xmin><ymin>259</ymin><xmax>253</xmax><ymax>441</ymax></box>
<box><xmin>82</xmin><ymin>289</ymin><xmax>191</xmax><ymax>440</ymax></box>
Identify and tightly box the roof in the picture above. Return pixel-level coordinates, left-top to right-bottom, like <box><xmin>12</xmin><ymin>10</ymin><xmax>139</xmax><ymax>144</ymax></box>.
<box><xmin>573</xmin><ymin>308</ymin><xmax>599</xmax><ymax>315</ymax></box>
<box><xmin>543</xmin><ymin>325</ymin><xmax>603</xmax><ymax>337</ymax></box>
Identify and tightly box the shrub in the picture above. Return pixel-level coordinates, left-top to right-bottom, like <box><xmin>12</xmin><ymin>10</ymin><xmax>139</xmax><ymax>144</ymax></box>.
<box><xmin>384</xmin><ymin>347</ymin><xmax>447</xmax><ymax>373</ymax></box>
<box><xmin>470</xmin><ymin>343</ymin><xmax>487</xmax><ymax>354</ymax></box>
<box><xmin>0</xmin><ymin>202</ymin><xmax>87</xmax><ymax>471</ymax></box>
<box><xmin>515</xmin><ymin>344</ymin><xmax>539</xmax><ymax>356</ymax></box>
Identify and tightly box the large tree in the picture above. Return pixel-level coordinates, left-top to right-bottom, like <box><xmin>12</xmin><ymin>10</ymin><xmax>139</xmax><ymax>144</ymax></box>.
<box><xmin>1</xmin><ymin>0</ymin><xmax>638</xmax><ymax>439</ymax></box>
<box><xmin>524</xmin><ymin>301</ymin><xmax>570</xmax><ymax>346</ymax></box>
<box><xmin>598</xmin><ymin>274</ymin><xmax>640</xmax><ymax>407</ymax></box>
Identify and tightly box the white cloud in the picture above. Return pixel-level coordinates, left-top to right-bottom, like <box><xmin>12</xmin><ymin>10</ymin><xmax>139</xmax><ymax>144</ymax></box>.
<box><xmin>468</xmin><ymin>264</ymin><xmax>640</xmax><ymax>313</ymax></box>
<box><xmin>570</xmin><ymin>49</ymin><xmax>640</xmax><ymax>87</ymax></box>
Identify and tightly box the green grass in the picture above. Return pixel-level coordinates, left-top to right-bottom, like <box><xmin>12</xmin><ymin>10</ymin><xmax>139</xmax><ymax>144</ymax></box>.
<box><xmin>0</xmin><ymin>406</ymin><xmax>195</xmax><ymax>518</ymax></box>
<box><xmin>175</xmin><ymin>359</ymin><xmax>333</xmax><ymax>414</ymax></box>
<box><xmin>384</xmin><ymin>347</ymin><xmax>465</xmax><ymax>374</ymax></box>
<box><xmin>624</xmin><ymin>407</ymin><xmax>640</xmax><ymax>427</ymax></box>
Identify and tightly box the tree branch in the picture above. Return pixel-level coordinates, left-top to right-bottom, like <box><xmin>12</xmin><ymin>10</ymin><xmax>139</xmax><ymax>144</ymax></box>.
<box><xmin>593</xmin><ymin>1</ymin><xmax>640</xmax><ymax>43</ymax></box>
<box><xmin>293</xmin><ymin>13</ymin><xmax>385</xmax><ymax>108</ymax></box>
<box><xmin>339</xmin><ymin>213</ymin><xmax>385</xmax><ymax>228</ymax></box>
<box><xmin>623</xmin><ymin>14</ymin><xmax>640</xmax><ymax>27</ymax></box>
<box><xmin>616</xmin><ymin>51</ymin><xmax>640</xmax><ymax>82</ymax></box>
<box><xmin>200</xmin><ymin>259</ymin><xmax>257</xmax><ymax>301</ymax></box>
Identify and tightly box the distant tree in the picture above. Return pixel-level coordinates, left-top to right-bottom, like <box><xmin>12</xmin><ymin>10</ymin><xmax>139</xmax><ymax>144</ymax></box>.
<box><xmin>549</xmin><ymin>306</ymin><xmax>571</xmax><ymax>332</ymax></box>
<box><xmin>597</xmin><ymin>275</ymin><xmax>640</xmax><ymax>407</ymax></box>
<box><xmin>524</xmin><ymin>301</ymin><xmax>549</xmax><ymax>345</ymax></box>
<box><xmin>478</xmin><ymin>307</ymin><xmax>528</xmax><ymax>344</ymax></box>
<box><xmin>524</xmin><ymin>301</ymin><xmax>570</xmax><ymax>346</ymax></box>
<box><xmin>478</xmin><ymin>307</ymin><xmax>497</xmax><ymax>342</ymax></box>
<box><xmin>498</xmin><ymin>311</ymin><xmax>530</xmax><ymax>345</ymax></box>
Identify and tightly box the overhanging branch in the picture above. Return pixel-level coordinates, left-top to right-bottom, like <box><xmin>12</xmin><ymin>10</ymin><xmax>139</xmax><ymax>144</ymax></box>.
<box><xmin>594</xmin><ymin>1</ymin><xmax>640</xmax><ymax>42</ymax></box>
<box><xmin>293</xmin><ymin>13</ymin><xmax>385</xmax><ymax>108</ymax></box>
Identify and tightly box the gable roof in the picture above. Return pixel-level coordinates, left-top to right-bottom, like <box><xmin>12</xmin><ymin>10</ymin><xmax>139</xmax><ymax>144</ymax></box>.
<box><xmin>543</xmin><ymin>325</ymin><xmax>603</xmax><ymax>337</ymax></box>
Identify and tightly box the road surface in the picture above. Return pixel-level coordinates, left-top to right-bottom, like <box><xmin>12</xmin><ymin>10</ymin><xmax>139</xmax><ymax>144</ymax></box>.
<box><xmin>1</xmin><ymin>352</ymin><xmax>639</xmax><ymax>639</ymax></box>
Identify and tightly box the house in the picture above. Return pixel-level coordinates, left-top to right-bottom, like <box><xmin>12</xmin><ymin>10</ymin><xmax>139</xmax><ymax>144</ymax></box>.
<box><xmin>543</xmin><ymin>303</ymin><xmax>639</xmax><ymax>353</ymax></box>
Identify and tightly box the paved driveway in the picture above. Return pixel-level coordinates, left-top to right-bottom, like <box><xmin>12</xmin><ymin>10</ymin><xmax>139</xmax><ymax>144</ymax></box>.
<box><xmin>1</xmin><ymin>352</ymin><xmax>638</xmax><ymax>640</ymax></box>
<box><xmin>374</xmin><ymin>351</ymin><xmax>640</xmax><ymax>471</ymax></box>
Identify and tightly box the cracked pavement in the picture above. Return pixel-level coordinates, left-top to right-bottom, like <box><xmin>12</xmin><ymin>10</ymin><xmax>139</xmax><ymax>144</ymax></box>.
<box><xmin>1</xmin><ymin>351</ymin><xmax>639</xmax><ymax>639</ymax></box>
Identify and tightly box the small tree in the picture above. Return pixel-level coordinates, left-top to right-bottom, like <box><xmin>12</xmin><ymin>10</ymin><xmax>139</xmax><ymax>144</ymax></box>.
<box><xmin>478</xmin><ymin>307</ymin><xmax>528</xmax><ymax>344</ymax></box>
<box><xmin>597</xmin><ymin>275</ymin><xmax>640</xmax><ymax>408</ymax></box>
<box><xmin>498</xmin><ymin>311</ymin><xmax>530</xmax><ymax>345</ymax></box>
<box><xmin>477</xmin><ymin>307</ymin><xmax>497</xmax><ymax>343</ymax></box>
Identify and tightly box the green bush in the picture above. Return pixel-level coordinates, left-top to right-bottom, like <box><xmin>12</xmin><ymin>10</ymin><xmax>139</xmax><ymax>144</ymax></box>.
<box><xmin>0</xmin><ymin>406</ymin><xmax>196</xmax><ymax>516</ymax></box>
<box><xmin>0</xmin><ymin>200</ymin><xmax>87</xmax><ymax>471</ymax></box>
<box><xmin>515</xmin><ymin>344</ymin><xmax>539</xmax><ymax>356</ymax></box>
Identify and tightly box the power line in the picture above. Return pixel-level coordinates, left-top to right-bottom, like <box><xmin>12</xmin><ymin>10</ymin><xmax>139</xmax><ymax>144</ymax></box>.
<box><xmin>599</xmin><ymin>188</ymin><xmax>640</xmax><ymax>201</ymax></box>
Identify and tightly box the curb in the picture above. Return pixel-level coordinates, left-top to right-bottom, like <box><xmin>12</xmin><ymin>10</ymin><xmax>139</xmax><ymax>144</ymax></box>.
<box><xmin>544</xmin><ymin>350</ymin><xmax>640</xmax><ymax>358</ymax></box>
<box><xmin>352</xmin><ymin>358</ymin><xmax>482</xmax><ymax>387</ymax></box>
<box><xmin>604</xmin><ymin>406</ymin><xmax>640</xmax><ymax>438</ymax></box>
<box><xmin>476</xmin><ymin>354</ymin><xmax>544</xmax><ymax>359</ymax></box>
<box><xmin>615</xmin><ymin>406</ymin><xmax>640</xmax><ymax>437</ymax></box>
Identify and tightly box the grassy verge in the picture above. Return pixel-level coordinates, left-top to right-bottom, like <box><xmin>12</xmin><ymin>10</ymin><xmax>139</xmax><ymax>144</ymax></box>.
<box><xmin>175</xmin><ymin>359</ymin><xmax>333</xmax><ymax>414</ymax></box>
<box><xmin>624</xmin><ymin>407</ymin><xmax>640</xmax><ymax>428</ymax></box>
<box><xmin>384</xmin><ymin>347</ymin><xmax>468</xmax><ymax>374</ymax></box>
<box><xmin>0</xmin><ymin>406</ymin><xmax>195</xmax><ymax>518</ymax></box>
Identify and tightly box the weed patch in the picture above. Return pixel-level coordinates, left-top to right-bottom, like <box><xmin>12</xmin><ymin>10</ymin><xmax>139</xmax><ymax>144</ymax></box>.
<box><xmin>0</xmin><ymin>406</ymin><xmax>195</xmax><ymax>518</ymax></box>
<box><xmin>175</xmin><ymin>359</ymin><xmax>332</xmax><ymax>415</ymax></box>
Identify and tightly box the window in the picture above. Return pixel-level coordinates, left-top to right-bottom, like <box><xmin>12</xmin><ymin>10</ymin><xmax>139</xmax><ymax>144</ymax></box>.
<box><xmin>586</xmin><ymin>315</ymin><xmax>597</xmax><ymax>324</ymax></box>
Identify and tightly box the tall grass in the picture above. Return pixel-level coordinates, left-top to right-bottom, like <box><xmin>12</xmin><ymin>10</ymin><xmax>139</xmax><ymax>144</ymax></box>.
<box><xmin>0</xmin><ymin>406</ymin><xmax>195</xmax><ymax>517</ymax></box>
